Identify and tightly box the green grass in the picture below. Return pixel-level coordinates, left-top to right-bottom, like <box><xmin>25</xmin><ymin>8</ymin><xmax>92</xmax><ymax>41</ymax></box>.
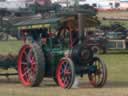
<box><xmin>0</xmin><ymin>41</ymin><xmax>128</xmax><ymax>96</ymax></box>
<box><xmin>0</xmin><ymin>40</ymin><xmax>22</xmax><ymax>54</ymax></box>
<box><xmin>101</xmin><ymin>53</ymin><xmax>128</xmax><ymax>82</ymax></box>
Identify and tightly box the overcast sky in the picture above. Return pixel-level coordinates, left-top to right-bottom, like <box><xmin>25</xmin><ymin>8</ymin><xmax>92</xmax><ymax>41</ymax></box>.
<box><xmin>7</xmin><ymin>0</ymin><xmax>25</xmax><ymax>1</ymax></box>
<box><xmin>7</xmin><ymin>0</ymin><xmax>18</xmax><ymax>1</ymax></box>
<box><xmin>5</xmin><ymin>0</ymin><xmax>128</xmax><ymax>2</ymax></box>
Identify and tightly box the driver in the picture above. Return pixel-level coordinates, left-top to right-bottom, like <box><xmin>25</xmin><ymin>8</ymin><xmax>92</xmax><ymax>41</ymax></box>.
<box><xmin>41</xmin><ymin>28</ymin><xmax>49</xmax><ymax>44</ymax></box>
<box><xmin>66</xmin><ymin>21</ymin><xmax>79</xmax><ymax>47</ymax></box>
<box><xmin>56</xmin><ymin>24</ymin><xmax>79</xmax><ymax>47</ymax></box>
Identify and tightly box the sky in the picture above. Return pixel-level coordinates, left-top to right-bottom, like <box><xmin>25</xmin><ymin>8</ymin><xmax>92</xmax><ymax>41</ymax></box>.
<box><xmin>5</xmin><ymin>0</ymin><xmax>128</xmax><ymax>1</ymax></box>
<box><xmin>120</xmin><ymin>0</ymin><xmax>128</xmax><ymax>1</ymax></box>
<box><xmin>5</xmin><ymin>0</ymin><xmax>128</xmax><ymax>2</ymax></box>
<box><xmin>7</xmin><ymin>0</ymin><xmax>18</xmax><ymax>1</ymax></box>
<box><xmin>7</xmin><ymin>0</ymin><xmax>25</xmax><ymax>1</ymax></box>
<box><xmin>7</xmin><ymin>0</ymin><xmax>27</xmax><ymax>1</ymax></box>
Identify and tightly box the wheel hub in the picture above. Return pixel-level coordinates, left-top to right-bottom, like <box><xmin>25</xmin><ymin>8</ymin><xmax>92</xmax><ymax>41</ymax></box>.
<box><xmin>88</xmin><ymin>65</ymin><xmax>97</xmax><ymax>73</ymax></box>
<box><xmin>64</xmin><ymin>70</ymin><xmax>71</xmax><ymax>75</ymax></box>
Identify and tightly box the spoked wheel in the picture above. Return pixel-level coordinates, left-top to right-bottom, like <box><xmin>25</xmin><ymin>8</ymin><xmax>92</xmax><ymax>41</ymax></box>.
<box><xmin>88</xmin><ymin>57</ymin><xmax>107</xmax><ymax>88</ymax></box>
<box><xmin>56</xmin><ymin>57</ymin><xmax>75</xmax><ymax>89</ymax></box>
<box><xmin>18</xmin><ymin>43</ymin><xmax>45</xmax><ymax>87</ymax></box>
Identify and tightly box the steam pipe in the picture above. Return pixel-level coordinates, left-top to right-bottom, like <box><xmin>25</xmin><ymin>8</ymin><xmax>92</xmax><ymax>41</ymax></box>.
<box><xmin>78</xmin><ymin>13</ymin><xmax>84</xmax><ymax>44</ymax></box>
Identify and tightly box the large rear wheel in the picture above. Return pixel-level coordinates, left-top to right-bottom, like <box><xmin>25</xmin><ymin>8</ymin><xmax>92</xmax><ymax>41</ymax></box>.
<box><xmin>88</xmin><ymin>57</ymin><xmax>107</xmax><ymax>88</ymax></box>
<box><xmin>56</xmin><ymin>57</ymin><xmax>75</xmax><ymax>89</ymax></box>
<box><xmin>18</xmin><ymin>43</ymin><xmax>45</xmax><ymax>87</ymax></box>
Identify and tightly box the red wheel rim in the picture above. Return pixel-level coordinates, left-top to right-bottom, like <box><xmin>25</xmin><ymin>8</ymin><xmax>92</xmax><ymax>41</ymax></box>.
<box><xmin>18</xmin><ymin>45</ymin><xmax>37</xmax><ymax>86</ymax></box>
<box><xmin>89</xmin><ymin>59</ymin><xmax>103</xmax><ymax>86</ymax></box>
<box><xmin>56</xmin><ymin>60</ymin><xmax>72</xmax><ymax>88</ymax></box>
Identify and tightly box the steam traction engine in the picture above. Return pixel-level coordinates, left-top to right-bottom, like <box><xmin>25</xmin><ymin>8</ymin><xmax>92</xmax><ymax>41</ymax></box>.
<box><xmin>16</xmin><ymin>13</ymin><xmax>107</xmax><ymax>88</ymax></box>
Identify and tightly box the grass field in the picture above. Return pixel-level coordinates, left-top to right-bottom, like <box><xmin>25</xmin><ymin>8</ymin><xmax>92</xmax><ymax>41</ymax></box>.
<box><xmin>0</xmin><ymin>40</ymin><xmax>22</xmax><ymax>55</ymax></box>
<box><xmin>0</xmin><ymin>41</ymin><xmax>128</xmax><ymax>96</ymax></box>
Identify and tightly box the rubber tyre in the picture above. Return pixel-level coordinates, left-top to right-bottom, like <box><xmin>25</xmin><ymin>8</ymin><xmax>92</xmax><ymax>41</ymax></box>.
<box><xmin>88</xmin><ymin>57</ymin><xmax>107</xmax><ymax>88</ymax></box>
<box><xmin>18</xmin><ymin>43</ymin><xmax>45</xmax><ymax>87</ymax></box>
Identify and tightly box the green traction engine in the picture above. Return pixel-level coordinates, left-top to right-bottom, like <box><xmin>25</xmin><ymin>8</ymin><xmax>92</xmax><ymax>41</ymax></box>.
<box><xmin>16</xmin><ymin>13</ymin><xmax>107</xmax><ymax>89</ymax></box>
